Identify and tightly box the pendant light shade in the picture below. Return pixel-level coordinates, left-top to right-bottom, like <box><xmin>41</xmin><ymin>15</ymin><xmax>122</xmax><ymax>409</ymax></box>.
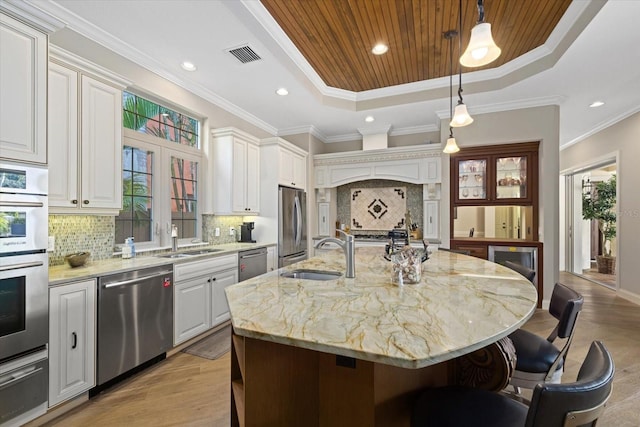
<box><xmin>450</xmin><ymin>103</ymin><xmax>474</xmax><ymax>127</ymax></box>
<box><xmin>443</xmin><ymin>136</ymin><xmax>460</xmax><ymax>154</ymax></box>
<box><xmin>460</xmin><ymin>22</ymin><xmax>501</xmax><ymax>67</ymax></box>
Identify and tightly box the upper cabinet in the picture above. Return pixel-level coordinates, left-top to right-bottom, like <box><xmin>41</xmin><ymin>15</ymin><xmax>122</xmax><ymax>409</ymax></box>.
<box><xmin>451</xmin><ymin>142</ymin><xmax>539</xmax><ymax>206</ymax></box>
<box><xmin>48</xmin><ymin>55</ymin><xmax>127</xmax><ymax>214</ymax></box>
<box><xmin>277</xmin><ymin>145</ymin><xmax>307</xmax><ymax>190</ymax></box>
<box><xmin>210</xmin><ymin>128</ymin><xmax>261</xmax><ymax>215</ymax></box>
<box><xmin>0</xmin><ymin>13</ymin><xmax>48</xmax><ymax>164</ymax></box>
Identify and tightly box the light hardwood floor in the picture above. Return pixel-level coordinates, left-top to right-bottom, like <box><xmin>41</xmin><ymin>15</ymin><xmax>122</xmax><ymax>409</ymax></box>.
<box><xmin>37</xmin><ymin>272</ymin><xmax>639</xmax><ymax>426</ymax></box>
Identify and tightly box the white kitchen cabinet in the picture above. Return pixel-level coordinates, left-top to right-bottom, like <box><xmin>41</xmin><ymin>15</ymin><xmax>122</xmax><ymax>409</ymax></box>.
<box><xmin>318</xmin><ymin>202</ymin><xmax>330</xmax><ymax>236</ymax></box>
<box><xmin>0</xmin><ymin>13</ymin><xmax>47</xmax><ymax>164</ymax></box>
<box><xmin>267</xmin><ymin>245</ymin><xmax>277</xmax><ymax>272</ymax></box>
<box><xmin>210</xmin><ymin>128</ymin><xmax>260</xmax><ymax>215</ymax></box>
<box><xmin>174</xmin><ymin>276</ymin><xmax>210</xmax><ymax>345</ymax></box>
<box><xmin>173</xmin><ymin>254</ymin><xmax>238</xmax><ymax>345</ymax></box>
<box><xmin>278</xmin><ymin>146</ymin><xmax>306</xmax><ymax>190</ymax></box>
<box><xmin>423</xmin><ymin>200</ymin><xmax>440</xmax><ymax>240</ymax></box>
<box><xmin>48</xmin><ymin>59</ymin><xmax>124</xmax><ymax>214</ymax></box>
<box><xmin>211</xmin><ymin>268</ymin><xmax>238</xmax><ymax>325</ymax></box>
<box><xmin>49</xmin><ymin>279</ymin><xmax>96</xmax><ymax>407</ymax></box>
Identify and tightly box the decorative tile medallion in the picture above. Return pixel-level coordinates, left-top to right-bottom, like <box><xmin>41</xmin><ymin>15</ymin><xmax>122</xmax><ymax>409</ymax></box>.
<box><xmin>351</xmin><ymin>187</ymin><xmax>406</xmax><ymax>230</ymax></box>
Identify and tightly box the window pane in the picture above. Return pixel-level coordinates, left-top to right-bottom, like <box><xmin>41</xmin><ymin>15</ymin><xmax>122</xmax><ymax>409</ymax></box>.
<box><xmin>170</xmin><ymin>156</ymin><xmax>198</xmax><ymax>239</ymax></box>
<box><xmin>116</xmin><ymin>146</ymin><xmax>154</xmax><ymax>244</ymax></box>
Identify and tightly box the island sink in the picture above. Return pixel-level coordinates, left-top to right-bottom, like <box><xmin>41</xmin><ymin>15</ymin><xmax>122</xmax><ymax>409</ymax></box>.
<box><xmin>280</xmin><ymin>269</ymin><xmax>342</xmax><ymax>281</ymax></box>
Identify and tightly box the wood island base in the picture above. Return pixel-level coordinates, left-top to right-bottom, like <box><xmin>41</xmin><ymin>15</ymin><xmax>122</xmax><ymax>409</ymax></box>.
<box><xmin>231</xmin><ymin>332</ymin><xmax>452</xmax><ymax>427</ymax></box>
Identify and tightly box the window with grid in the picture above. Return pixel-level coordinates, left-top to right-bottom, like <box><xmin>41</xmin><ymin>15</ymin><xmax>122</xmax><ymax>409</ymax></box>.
<box><xmin>117</xmin><ymin>92</ymin><xmax>202</xmax><ymax>248</ymax></box>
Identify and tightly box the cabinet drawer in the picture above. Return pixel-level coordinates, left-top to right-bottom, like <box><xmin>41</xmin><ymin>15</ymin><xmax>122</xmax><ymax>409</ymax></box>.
<box><xmin>175</xmin><ymin>253</ymin><xmax>238</xmax><ymax>281</ymax></box>
<box><xmin>453</xmin><ymin>244</ymin><xmax>488</xmax><ymax>259</ymax></box>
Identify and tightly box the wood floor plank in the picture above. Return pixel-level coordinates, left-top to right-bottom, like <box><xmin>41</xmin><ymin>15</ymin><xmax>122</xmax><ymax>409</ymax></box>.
<box><xmin>32</xmin><ymin>272</ymin><xmax>639</xmax><ymax>427</ymax></box>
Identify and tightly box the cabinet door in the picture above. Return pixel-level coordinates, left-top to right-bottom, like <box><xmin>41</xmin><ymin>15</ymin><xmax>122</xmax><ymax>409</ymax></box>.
<box><xmin>48</xmin><ymin>62</ymin><xmax>79</xmax><ymax>208</ymax></box>
<box><xmin>49</xmin><ymin>279</ymin><xmax>96</xmax><ymax>407</ymax></box>
<box><xmin>292</xmin><ymin>152</ymin><xmax>306</xmax><ymax>190</ymax></box>
<box><xmin>245</xmin><ymin>141</ymin><xmax>260</xmax><ymax>213</ymax></box>
<box><xmin>278</xmin><ymin>148</ymin><xmax>295</xmax><ymax>187</ymax></box>
<box><xmin>211</xmin><ymin>269</ymin><xmax>238</xmax><ymax>326</ymax></box>
<box><xmin>423</xmin><ymin>201</ymin><xmax>439</xmax><ymax>240</ymax></box>
<box><xmin>495</xmin><ymin>154</ymin><xmax>531</xmax><ymax>202</ymax></box>
<box><xmin>174</xmin><ymin>277</ymin><xmax>210</xmax><ymax>345</ymax></box>
<box><xmin>454</xmin><ymin>157</ymin><xmax>489</xmax><ymax>204</ymax></box>
<box><xmin>0</xmin><ymin>14</ymin><xmax>47</xmax><ymax>164</ymax></box>
<box><xmin>231</xmin><ymin>138</ymin><xmax>247</xmax><ymax>213</ymax></box>
<box><xmin>318</xmin><ymin>202</ymin><xmax>330</xmax><ymax>236</ymax></box>
<box><xmin>267</xmin><ymin>246</ymin><xmax>277</xmax><ymax>272</ymax></box>
<box><xmin>80</xmin><ymin>75</ymin><xmax>122</xmax><ymax>209</ymax></box>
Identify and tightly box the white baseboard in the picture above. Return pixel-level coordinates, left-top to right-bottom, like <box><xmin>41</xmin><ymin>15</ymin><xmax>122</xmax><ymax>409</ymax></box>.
<box><xmin>618</xmin><ymin>289</ymin><xmax>640</xmax><ymax>306</ymax></box>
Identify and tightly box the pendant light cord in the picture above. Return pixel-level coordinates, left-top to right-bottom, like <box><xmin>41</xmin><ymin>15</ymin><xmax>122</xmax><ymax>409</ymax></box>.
<box><xmin>458</xmin><ymin>0</ymin><xmax>464</xmax><ymax>104</ymax></box>
<box><xmin>446</xmin><ymin>30</ymin><xmax>456</xmax><ymax>138</ymax></box>
<box><xmin>477</xmin><ymin>0</ymin><xmax>485</xmax><ymax>24</ymax></box>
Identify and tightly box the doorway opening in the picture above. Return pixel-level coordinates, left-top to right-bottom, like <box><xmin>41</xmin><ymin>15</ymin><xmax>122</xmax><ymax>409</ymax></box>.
<box><xmin>564</xmin><ymin>162</ymin><xmax>617</xmax><ymax>289</ymax></box>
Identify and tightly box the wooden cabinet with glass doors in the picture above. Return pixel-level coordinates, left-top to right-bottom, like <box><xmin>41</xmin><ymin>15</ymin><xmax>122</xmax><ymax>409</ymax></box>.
<box><xmin>452</xmin><ymin>142</ymin><xmax>538</xmax><ymax>206</ymax></box>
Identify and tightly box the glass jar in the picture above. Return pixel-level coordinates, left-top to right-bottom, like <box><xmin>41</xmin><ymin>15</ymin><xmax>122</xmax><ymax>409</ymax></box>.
<box><xmin>390</xmin><ymin>248</ymin><xmax>423</xmax><ymax>285</ymax></box>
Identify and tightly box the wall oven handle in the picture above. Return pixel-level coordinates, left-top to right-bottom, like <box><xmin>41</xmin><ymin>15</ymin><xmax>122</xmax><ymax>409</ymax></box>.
<box><xmin>102</xmin><ymin>270</ymin><xmax>173</xmax><ymax>288</ymax></box>
<box><xmin>0</xmin><ymin>201</ymin><xmax>44</xmax><ymax>208</ymax></box>
<box><xmin>0</xmin><ymin>366</ymin><xmax>43</xmax><ymax>391</ymax></box>
<box><xmin>0</xmin><ymin>261</ymin><xmax>44</xmax><ymax>272</ymax></box>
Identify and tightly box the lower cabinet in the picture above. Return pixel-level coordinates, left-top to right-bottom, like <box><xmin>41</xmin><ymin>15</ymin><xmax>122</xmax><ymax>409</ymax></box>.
<box><xmin>48</xmin><ymin>279</ymin><xmax>96</xmax><ymax>407</ymax></box>
<box><xmin>174</xmin><ymin>254</ymin><xmax>238</xmax><ymax>345</ymax></box>
<box><xmin>266</xmin><ymin>245</ymin><xmax>277</xmax><ymax>272</ymax></box>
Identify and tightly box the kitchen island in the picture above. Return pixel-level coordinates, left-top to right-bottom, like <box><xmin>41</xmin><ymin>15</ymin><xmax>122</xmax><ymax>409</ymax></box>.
<box><xmin>226</xmin><ymin>247</ymin><xmax>537</xmax><ymax>427</ymax></box>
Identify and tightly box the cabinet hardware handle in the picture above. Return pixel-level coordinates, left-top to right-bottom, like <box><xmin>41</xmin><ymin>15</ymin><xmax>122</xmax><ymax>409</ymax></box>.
<box><xmin>71</xmin><ymin>332</ymin><xmax>77</xmax><ymax>349</ymax></box>
<box><xmin>72</xmin><ymin>199</ymin><xmax>78</xmax><ymax>204</ymax></box>
<box><xmin>83</xmin><ymin>200</ymin><xmax>89</xmax><ymax>204</ymax></box>
<box><xmin>211</xmin><ymin>277</ymin><xmax>217</xmax><ymax>281</ymax></box>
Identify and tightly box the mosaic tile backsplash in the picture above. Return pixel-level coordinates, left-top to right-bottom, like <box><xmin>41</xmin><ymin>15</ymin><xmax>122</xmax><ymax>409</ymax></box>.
<box><xmin>48</xmin><ymin>215</ymin><xmax>115</xmax><ymax>266</ymax></box>
<box><xmin>351</xmin><ymin>187</ymin><xmax>407</xmax><ymax>231</ymax></box>
<box><xmin>337</xmin><ymin>180</ymin><xmax>423</xmax><ymax>235</ymax></box>
<box><xmin>202</xmin><ymin>214</ymin><xmax>246</xmax><ymax>244</ymax></box>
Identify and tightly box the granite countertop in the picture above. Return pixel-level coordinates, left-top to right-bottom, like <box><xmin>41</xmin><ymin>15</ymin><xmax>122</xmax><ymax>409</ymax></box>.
<box><xmin>226</xmin><ymin>247</ymin><xmax>537</xmax><ymax>369</ymax></box>
<box><xmin>49</xmin><ymin>242</ymin><xmax>275</xmax><ymax>285</ymax></box>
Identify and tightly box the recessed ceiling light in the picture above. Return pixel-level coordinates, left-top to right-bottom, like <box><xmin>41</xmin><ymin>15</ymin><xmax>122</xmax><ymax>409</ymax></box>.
<box><xmin>276</xmin><ymin>88</ymin><xmax>289</xmax><ymax>96</ymax></box>
<box><xmin>371</xmin><ymin>44</ymin><xmax>388</xmax><ymax>55</ymax></box>
<box><xmin>589</xmin><ymin>101</ymin><xmax>605</xmax><ymax>108</ymax></box>
<box><xmin>181</xmin><ymin>61</ymin><xmax>197</xmax><ymax>71</ymax></box>
<box><xmin>365</xmin><ymin>116</ymin><xmax>375</xmax><ymax>123</ymax></box>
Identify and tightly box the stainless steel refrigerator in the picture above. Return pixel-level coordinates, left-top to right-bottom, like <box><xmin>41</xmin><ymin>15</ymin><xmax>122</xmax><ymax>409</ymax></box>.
<box><xmin>278</xmin><ymin>186</ymin><xmax>307</xmax><ymax>267</ymax></box>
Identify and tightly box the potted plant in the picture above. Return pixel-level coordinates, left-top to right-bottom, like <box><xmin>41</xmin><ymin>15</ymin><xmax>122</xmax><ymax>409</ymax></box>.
<box><xmin>582</xmin><ymin>174</ymin><xmax>616</xmax><ymax>274</ymax></box>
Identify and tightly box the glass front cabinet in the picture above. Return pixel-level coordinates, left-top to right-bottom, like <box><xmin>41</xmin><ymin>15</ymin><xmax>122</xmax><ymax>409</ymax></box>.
<box><xmin>452</xmin><ymin>142</ymin><xmax>538</xmax><ymax>206</ymax></box>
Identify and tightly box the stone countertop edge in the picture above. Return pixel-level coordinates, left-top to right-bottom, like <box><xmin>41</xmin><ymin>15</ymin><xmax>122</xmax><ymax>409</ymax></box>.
<box><xmin>226</xmin><ymin>247</ymin><xmax>538</xmax><ymax>369</ymax></box>
<box><xmin>48</xmin><ymin>242</ymin><xmax>276</xmax><ymax>286</ymax></box>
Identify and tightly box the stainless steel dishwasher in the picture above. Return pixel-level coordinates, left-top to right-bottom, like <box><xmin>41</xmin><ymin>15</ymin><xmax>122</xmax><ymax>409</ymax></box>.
<box><xmin>238</xmin><ymin>247</ymin><xmax>268</xmax><ymax>281</ymax></box>
<box><xmin>96</xmin><ymin>264</ymin><xmax>173</xmax><ymax>386</ymax></box>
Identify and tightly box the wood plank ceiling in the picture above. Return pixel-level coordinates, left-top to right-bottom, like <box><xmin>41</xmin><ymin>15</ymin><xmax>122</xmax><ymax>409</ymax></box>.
<box><xmin>261</xmin><ymin>0</ymin><xmax>573</xmax><ymax>92</ymax></box>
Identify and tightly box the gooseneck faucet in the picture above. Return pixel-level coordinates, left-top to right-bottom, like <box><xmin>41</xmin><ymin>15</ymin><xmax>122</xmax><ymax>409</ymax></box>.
<box><xmin>314</xmin><ymin>229</ymin><xmax>355</xmax><ymax>278</ymax></box>
<box><xmin>171</xmin><ymin>224</ymin><xmax>178</xmax><ymax>252</ymax></box>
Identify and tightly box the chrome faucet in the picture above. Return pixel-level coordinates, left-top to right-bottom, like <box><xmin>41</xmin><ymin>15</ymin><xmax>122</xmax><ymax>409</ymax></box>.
<box><xmin>314</xmin><ymin>229</ymin><xmax>355</xmax><ymax>278</ymax></box>
<box><xmin>171</xmin><ymin>224</ymin><xmax>178</xmax><ymax>252</ymax></box>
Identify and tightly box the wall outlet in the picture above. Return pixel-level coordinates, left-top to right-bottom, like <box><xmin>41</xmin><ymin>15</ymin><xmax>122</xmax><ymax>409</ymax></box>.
<box><xmin>229</xmin><ymin>226</ymin><xmax>235</xmax><ymax>236</ymax></box>
<box><xmin>215</xmin><ymin>227</ymin><xmax>220</xmax><ymax>237</ymax></box>
<box><xmin>48</xmin><ymin>236</ymin><xmax>55</xmax><ymax>251</ymax></box>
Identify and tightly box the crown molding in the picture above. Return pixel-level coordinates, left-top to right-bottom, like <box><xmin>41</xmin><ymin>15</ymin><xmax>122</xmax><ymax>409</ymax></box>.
<box><xmin>314</xmin><ymin>144</ymin><xmax>441</xmax><ymax>166</ymax></box>
<box><xmin>561</xmin><ymin>105</ymin><xmax>640</xmax><ymax>150</ymax></box>
<box><xmin>357</xmin><ymin>125</ymin><xmax>391</xmax><ymax>136</ymax></box>
<box><xmin>50</xmin><ymin>45</ymin><xmax>131</xmax><ymax>88</ymax></box>
<box><xmin>1</xmin><ymin>0</ymin><xmax>64</xmax><ymax>33</ymax></box>
<box><xmin>30</xmin><ymin>0</ymin><xmax>278</xmax><ymax>136</ymax></box>
<box><xmin>435</xmin><ymin>95</ymin><xmax>565</xmax><ymax>120</ymax></box>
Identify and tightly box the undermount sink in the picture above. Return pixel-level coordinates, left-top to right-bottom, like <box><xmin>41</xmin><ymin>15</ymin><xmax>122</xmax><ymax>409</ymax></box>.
<box><xmin>157</xmin><ymin>249</ymin><xmax>223</xmax><ymax>258</ymax></box>
<box><xmin>280</xmin><ymin>269</ymin><xmax>342</xmax><ymax>281</ymax></box>
<box><xmin>181</xmin><ymin>249</ymin><xmax>223</xmax><ymax>255</ymax></box>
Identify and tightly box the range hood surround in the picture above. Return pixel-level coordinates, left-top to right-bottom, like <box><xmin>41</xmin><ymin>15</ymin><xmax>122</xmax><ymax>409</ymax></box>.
<box><xmin>358</xmin><ymin>125</ymin><xmax>391</xmax><ymax>151</ymax></box>
<box><xmin>314</xmin><ymin>145</ymin><xmax>442</xmax><ymax>189</ymax></box>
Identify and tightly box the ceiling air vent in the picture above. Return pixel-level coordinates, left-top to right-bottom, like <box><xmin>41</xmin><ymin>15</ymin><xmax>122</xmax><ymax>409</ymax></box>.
<box><xmin>227</xmin><ymin>45</ymin><xmax>262</xmax><ymax>64</ymax></box>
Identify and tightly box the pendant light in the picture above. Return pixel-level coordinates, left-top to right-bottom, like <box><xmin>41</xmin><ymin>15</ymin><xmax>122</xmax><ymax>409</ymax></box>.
<box><xmin>443</xmin><ymin>30</ymin><xmax>460</xmax><ymax>154</ymax></box>
<box><xmin>450</xmin><ymin>0</ymin><xmax>473</xmax><ymax>128</ymax></box>
<box><xmin>460</xmin><ymin>0</ymin><xmax>501</xmax><ymax>68</ymax></box>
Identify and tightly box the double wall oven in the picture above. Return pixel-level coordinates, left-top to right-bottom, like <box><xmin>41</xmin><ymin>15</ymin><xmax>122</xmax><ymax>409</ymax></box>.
<box><xmin>0</xmin><ymin>163</ymin><xmax>49</xmax><ymax>425</ymax></box>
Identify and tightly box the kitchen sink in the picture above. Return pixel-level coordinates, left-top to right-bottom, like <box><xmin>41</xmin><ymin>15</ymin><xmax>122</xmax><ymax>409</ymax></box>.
<box><xmin>280</xmin><ymin>269</ymin><xmax>342</xmax><ymax>281</ymax></box>
<box><xmin>181</xmin><ymin>249</ymin><xmax>223</xmax><ymax>255</ymax></box>
<box><xmin>157</xmin><ymin>249</ymin><xmax>223</xmax><ymax>259</ymax></box>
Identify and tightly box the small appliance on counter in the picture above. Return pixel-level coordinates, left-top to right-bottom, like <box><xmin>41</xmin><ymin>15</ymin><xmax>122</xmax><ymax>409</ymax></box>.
<box><xmin>238</xmin><ymin>221</ymin><xmax>256</xmax><ymax>243</ymax></box>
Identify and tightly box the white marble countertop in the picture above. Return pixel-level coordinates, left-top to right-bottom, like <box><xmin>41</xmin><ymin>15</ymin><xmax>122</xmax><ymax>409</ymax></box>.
<box><xmin>226</xmin><ymin>247</ymin><xmax>537</xmax><ymax>369</ymax></box>
<box><xmin>49</xmin><ymin>242</ymin><xmax>275</xmax><ymax>285</ymax></box>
